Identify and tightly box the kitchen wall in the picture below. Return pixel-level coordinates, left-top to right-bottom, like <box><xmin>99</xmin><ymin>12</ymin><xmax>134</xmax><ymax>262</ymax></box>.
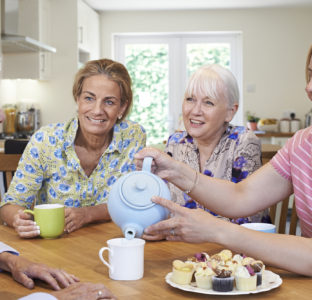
<box><xmin>0</xmin><ymin>0</ymin><xmax>78</xmax><ymax>128</ymax></box>
<box><xmin>0</xmin><ymin>5</ymin><xmax>311</xmax><ymax>128</ymax></box>
<box><xmin>100</xmin><ymin>7</ymin><xmax>312</xmax><ymax>123</ymax></box>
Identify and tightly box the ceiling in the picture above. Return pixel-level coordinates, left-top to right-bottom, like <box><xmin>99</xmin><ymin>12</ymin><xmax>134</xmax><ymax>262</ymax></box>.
<box><xmin>84</xmin><ymin>0</ymin><xmax>312</xmax><ymax>12</ymax></box>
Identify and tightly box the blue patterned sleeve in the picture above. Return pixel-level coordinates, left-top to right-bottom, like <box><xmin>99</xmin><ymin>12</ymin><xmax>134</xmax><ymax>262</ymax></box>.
<box><xmin>231</xmin><ymin>130</ymin><xmax>262</xmax><ymax>183</ymax></box>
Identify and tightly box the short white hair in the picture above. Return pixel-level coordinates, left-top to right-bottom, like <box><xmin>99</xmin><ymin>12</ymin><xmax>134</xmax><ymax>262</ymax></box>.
<box><xmin>185</xmin><ymin>64</ymin><xmax>239</xmax><ymax>108</ymax></box>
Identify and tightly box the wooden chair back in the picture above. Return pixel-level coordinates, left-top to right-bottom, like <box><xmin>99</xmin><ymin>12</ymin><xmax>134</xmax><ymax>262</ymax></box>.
<box><xmin>261</xmin><ymin>144</ymin><xmax>299</xmax><ymax>235</ymax></box>
<box><xmin>0</xmin><ymin>153</ymin><xmax>22</xmax><ymax>196</ymax></box>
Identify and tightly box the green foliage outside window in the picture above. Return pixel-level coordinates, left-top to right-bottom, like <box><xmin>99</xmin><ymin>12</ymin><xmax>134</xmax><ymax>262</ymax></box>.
<box><xmin>187</xmin><ymin>44</ymin><xmax>230</xmax><ymax>76</ymax></box>
<box><xmin>125</xmin><ymin>44</ymin><xmax>168</xmax><ymax>145</ymax></box>
<box><xmin>125</xmin><ymin>43</ymin><xmax>230</xmax><ymax>145</ymax></box>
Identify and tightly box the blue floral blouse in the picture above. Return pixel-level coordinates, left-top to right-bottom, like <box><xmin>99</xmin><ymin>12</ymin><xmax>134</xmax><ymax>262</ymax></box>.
<box><xmin>1</xmin><ymin>117</ymin><xmax>146</xmax><ymax>209</ymax></box>
<box><xmin>165</xmin><ymin>125</ymin><xmax>270</xmax><ymax>224</ymax></box>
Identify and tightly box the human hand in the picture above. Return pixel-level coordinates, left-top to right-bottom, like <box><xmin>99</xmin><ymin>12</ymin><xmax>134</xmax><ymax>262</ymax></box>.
<box><xmin>143</xmin><ymin>196</ymin><xmax>221</xmax><ymax>244</ymax></box>
<box><xmin>134</xmin><ymin>147</ymin><xmax>177</xmax><ymax>180</ymax></box>
<box><xmin>65</xmin><ymin>207</ymin><xmax>88</xmax><ymax>233</ymax></box>
<box><xmin>142</xmin><ymin>231</ymin><xmax>166</xmax><ymax>241</ymax></box>
<box><xmin>13</xmin><ymin>210</ymin><xmax>40</xmax><ymax>239</ymax></box>
<box><xmin>8</xmin><ymin>255</ymin><xmax>79</xmax><ymax>290</ymax></box>
<box><xmin>51</xmin><ymin>282</ymin><xmax>116</xmax><ymax>300</ymax></box>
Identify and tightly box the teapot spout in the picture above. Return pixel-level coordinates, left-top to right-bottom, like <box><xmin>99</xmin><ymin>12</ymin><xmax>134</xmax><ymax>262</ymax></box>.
<box><xmin>123</xmin><ymin>223</ymin><xmax>143</xmax><ymax>239</ymax></box>
<box><xmin>124</xmin><ymin>228</ymin><xmax>136</xmax><ymax>240</ymax></box>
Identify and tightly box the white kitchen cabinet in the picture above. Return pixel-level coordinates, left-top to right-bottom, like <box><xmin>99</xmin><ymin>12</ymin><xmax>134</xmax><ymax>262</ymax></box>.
<box><xmin>2</xmin><ymin>0</ymin><xmax>55</xmax><ymax>80</ymax></box>
<box><xmin>77</xmin><ymin>0</ymin><xmax>100</xmax><ymax>66</ymax></box>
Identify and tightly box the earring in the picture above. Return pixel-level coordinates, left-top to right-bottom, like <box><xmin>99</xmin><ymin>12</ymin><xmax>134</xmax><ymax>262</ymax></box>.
<box><xmin>118</xmin><ymin>115</ymin><xmax>122</xmax><ymax>120</ymax></box>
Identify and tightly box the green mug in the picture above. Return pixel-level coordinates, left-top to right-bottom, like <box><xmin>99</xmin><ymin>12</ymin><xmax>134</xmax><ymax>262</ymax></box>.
<box><xmin>24</xmin><ymin>204</ymin><xmax>65</xmax><ymax>239</ymax></box>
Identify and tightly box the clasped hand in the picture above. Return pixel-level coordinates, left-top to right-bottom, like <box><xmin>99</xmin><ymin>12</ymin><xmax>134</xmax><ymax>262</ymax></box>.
<box><xmin>13</xmin><ymin>207</ymin><xmax>88</xmax><ymax>238</ymax></box>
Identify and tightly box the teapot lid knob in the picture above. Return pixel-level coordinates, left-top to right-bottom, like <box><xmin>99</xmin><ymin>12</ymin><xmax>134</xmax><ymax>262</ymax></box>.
<box><xmin>136</xmin><ymin>181</ymin><xmax>146</xmax><ymax>191</ymax></box>
<box><xmin>121</xmin><ymin>173</ymin><xmax>160</xmax><ymax>209</ymax></box>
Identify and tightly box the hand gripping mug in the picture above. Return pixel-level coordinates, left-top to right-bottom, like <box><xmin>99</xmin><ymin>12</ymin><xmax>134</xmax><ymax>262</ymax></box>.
<box><xmin>24</xmin><ymin>204</ymin><xmax>65</xmax><ymax>239</ymax></box>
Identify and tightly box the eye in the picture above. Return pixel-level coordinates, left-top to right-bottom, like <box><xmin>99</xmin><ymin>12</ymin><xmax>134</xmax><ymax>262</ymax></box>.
<box><xmin>84</xmin><ymin>96</ymin><xmax>94</xmax><ymax>102</ymax></box>
<box><xmin>185</xmin><ymin>97</ymin><xmax>195</xmax><ymax>102</ymax></box>
<box><xmin>203</xmin><ymin>99</ymin><xmax>214</xmax><ymax>106</ymax></box>
<box><xmin>104</xmin><ymin>97</ymin><xmax>117</xmax><ymax>106</ymax></box>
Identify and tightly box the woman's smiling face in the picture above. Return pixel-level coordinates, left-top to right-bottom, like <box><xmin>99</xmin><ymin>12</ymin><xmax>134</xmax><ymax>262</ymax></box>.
<box><xmin>77</xmin><ymin>74</ymin><xmax>127</xmax><ymax>137</ymax></box>
<box><xmin>182</xmin><ymin>89</ymin><xmax>234</xmax><ymax>143</ymax></box>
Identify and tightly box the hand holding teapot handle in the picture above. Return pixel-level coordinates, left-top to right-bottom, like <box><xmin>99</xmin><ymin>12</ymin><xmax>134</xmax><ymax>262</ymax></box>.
<box><xmin>135</xmin><ymin>147</ymin><xmax>177</xmax><ymax>180</ymax></box>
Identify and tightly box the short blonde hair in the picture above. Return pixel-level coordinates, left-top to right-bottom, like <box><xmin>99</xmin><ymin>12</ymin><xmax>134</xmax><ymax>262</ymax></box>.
<box><xmin>185</xmin><ymin>64</ymin><xmax>239</xmax><ymax>108</ymax></box>
<box><xmin>72</xmin><ymin>59</ymin><xmax>132</xmax><ymax>122</ymax></box>
<box><xmin>306</xmin><ymin>45</ymin><xmax>312</xmax><ymax>83</ymax></box>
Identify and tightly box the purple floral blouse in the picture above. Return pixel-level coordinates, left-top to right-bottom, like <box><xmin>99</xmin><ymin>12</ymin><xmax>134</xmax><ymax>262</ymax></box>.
<box><xmin>165</xmin><ymin>125</ymin><xmax>270</xmax><ymax>224</ymax></box>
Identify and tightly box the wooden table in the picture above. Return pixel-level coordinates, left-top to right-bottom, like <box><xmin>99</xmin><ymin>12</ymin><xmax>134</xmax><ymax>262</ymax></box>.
<box><xmin>0</xmin><ymin>222</ymin><xmax>311</xmax><ymax>300</ymax></box>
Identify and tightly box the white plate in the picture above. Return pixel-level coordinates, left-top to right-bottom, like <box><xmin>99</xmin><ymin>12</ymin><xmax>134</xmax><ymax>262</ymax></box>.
<box><xmin>165</xmin><ymin>270</ymin><xmax>282</xmax><ymax>295</ymax></box>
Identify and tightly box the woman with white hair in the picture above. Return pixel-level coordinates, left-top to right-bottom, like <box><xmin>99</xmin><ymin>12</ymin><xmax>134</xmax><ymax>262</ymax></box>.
<box><xmin>143</xmin><ymin>64</ymin><xmax>269</xmax><ymax>240</ymax></box>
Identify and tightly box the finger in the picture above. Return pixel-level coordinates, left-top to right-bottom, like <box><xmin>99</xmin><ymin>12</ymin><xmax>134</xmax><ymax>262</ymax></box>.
<box><xmin>65</xmin><ymin>208</ymin><xmax>72</xmax><ymax>218</ymax></box>
<box><xmin>134</xmin><ymin>147</ymin><xmax>160</xmax><ymax>160</ymax></box>
<box><xmin>151</xmin><ymin>196</ymin><xmax>185</xmax><ymax>215</ymax></box>
<box><xmin>144</xmin><ymin>218</ymin><xmax>175</xmax><ymax>235</ymax></box>
<box><xmin>51</xmin><ymin>269</ymin><xmax>75</xmax><ymax>288</ymax></box>
<box><xmin>57</xmin><ymin>270</ymin><xmax>80</xmax><ymax>285</ymax></box>
<box><xmin>65</xmin><ymin>220</ymin><xmax>75</xmax><ymax>233</ymax></box>
<box><xmin>37</xmin><ymin>270</ymin><xmax>61</xmax><ymax>290</ymax></box>
<box><xmin>92</xmin><ymin>283</ymin><xmax>115</xmax><ymax>299</ymax></box>
<box><xmin>12</xmin><ymin>271</ymin><xmax>35</xmax><ymax>289</ymax></box>
<box><xmin>14</xmin><ymin>219</ymin><xmax>37</xmax><ymax>228</ymax></box>
<box><xmin>68</xmin><ymin>273</ymin><xmax>80</xmax><ymax>283</ymax></box>
<box><xmin>17</xmin><ymin>226</ymin><xmax>40</xmax><ymax>238</ymax></box>
<box><xmin>166</xmin><ymin>235</ymin><xmax>183</xmax><ymax>242</ymax></box>
<box><xmin>18</xmin><ymin>210</ymin><xmax>34</xmax><ymax>220</ymax></box>
<box><xmin>142</xmin><ymin>232</ymin><xmax>165</xmax><ymax>241</ymax></box>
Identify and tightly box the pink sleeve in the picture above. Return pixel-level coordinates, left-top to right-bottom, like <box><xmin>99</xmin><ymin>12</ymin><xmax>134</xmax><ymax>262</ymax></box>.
<box><xmin>270</xmin><ymin>138</ymin><xmax>293</xmax><ymax>181</ymax></box>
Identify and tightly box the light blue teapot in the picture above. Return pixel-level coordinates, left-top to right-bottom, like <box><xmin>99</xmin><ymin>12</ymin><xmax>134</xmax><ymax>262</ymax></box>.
<box><xmin>108</xmin><ymin>157</ymin><xmax>170</xmax><ymax>239</ymax></box>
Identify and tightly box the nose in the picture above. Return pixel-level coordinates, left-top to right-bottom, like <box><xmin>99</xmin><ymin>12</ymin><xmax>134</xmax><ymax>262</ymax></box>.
<box><xmin>92</xmin><ymin>99</ymin><xmax>103</xmax><ymax>114</ymax></box>
<box><xmin>191</xmin><ymin>100</ymin><xmax>203</xmax><ymax>115</ymax></box>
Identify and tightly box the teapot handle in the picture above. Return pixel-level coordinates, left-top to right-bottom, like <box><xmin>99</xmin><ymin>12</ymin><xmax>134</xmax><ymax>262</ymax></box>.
<box><xmin>142</xmin><ymin>156</ymin><xmax>153</xmax><ymax>172</ymax></box>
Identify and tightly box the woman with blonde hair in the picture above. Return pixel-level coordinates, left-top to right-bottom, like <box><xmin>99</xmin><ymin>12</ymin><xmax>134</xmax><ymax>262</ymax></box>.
<box><xmin>144</xmin><ymin>64</ymin><xmax>269</xmax><ymax>241</ymax></box>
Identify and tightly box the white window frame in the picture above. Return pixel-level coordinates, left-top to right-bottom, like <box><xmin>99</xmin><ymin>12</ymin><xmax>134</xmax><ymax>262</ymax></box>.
<box><xmin>114</xmin><ymin>32</ymin><xmax>243</xmax><ymax>135</ymax></box>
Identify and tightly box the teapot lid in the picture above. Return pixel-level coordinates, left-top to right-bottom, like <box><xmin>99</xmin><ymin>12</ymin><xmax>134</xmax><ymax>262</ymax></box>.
<box><xmin>120</xmin><ymin>172</ymin><xmax>160</xmax><ymax>209</ymax></box>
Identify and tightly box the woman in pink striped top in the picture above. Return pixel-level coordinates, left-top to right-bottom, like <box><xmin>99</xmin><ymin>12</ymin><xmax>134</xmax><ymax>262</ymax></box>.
<box><xmin>136</xmin><ymin>45</ymin><xmax>312</xmax><ymax>276</ymax></box>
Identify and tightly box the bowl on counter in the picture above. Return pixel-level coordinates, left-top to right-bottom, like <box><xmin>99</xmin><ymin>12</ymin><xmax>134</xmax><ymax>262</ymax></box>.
<box><xmin>257</xmin><ymin>119</ymin><xmax>279</xmax><ymax>132</ymax></box>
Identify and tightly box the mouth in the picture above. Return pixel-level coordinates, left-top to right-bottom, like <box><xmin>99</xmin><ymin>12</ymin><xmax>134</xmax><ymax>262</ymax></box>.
<box><xmin>190</xmin><ymin>119</ymin><xmax>205</xmax><ymax>125</ymax></box>
<box><xmin>86</xmin><ymin>116</ymin><xmax>106</xmax><ymax>123</ymax></box>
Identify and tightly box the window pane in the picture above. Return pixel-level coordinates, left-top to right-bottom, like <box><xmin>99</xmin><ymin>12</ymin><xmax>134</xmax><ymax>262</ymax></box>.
<box><xmin>125</xmin><ymin>44</ymin><xmax>168</xmax><ymax>145</ymax></box>
<box><xmin>187</xmin><ymin>43</ymin><xmax>230</xmax><ymax>77</ymax></box>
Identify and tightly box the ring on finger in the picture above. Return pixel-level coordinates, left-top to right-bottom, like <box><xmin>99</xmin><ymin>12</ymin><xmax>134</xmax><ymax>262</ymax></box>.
<box><xmin>170</xmin><ymin>228</ymin><xmax>175</xmax><ymax>236</ymax></box>
<box><xmin>97</xmin><ymin>290</ymin><xmax>103</xmax><ymax>299</ymax></box>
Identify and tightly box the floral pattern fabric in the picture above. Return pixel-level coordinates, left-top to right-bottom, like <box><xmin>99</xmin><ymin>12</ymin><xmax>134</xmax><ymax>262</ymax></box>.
<box><xmin>165</xmin><ymin>125</ymin><xmax>270</xmax><ymax>224</ymax></box>
<box><xmin>1</xmin><ymin>117</ymin><xmax>146</xmax><ymax>209</ymax></box>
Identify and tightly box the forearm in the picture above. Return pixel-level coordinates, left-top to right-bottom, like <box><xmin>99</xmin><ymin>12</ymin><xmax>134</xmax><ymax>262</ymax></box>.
<box><xmin>167</xmin><ymin>162</ymin><xmax>247</xmax><ymax>216</ymax></box>
<box><xmin>84</xmin><ymin>203</ymin><xmax>111</xmax><ymax>224</ymax></box>
<box><xmin>212</xmin><ymin>219</ymin><xmax>312</xmax><ymax>276</ymax></box>
<box><xmin>0</xmin><ymin>204</ymin><xmax>25</xmax><ymax>227</ymax></box>
<box><xmin>169</xmin><ymin>163</ymin><xmax>291</xmax><ymax>218</ymax></box>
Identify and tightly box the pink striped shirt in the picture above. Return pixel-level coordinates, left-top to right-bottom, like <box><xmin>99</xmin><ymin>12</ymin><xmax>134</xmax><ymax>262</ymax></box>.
<box><xmin>271</xmin><ymin>127</ymin><xmax>312</xmax><ymax>237</ymax></box>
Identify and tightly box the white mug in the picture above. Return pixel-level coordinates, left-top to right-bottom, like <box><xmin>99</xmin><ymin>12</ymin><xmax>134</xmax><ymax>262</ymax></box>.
<box><xmin>99</xmin><ymin>238</ymin><xmax>145</xmax><ymax>280</ymax></box>
<box><xmin>241</xmin><ymin>222</ymin><xmax>276</xmax><ymax>233</ymax></box>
